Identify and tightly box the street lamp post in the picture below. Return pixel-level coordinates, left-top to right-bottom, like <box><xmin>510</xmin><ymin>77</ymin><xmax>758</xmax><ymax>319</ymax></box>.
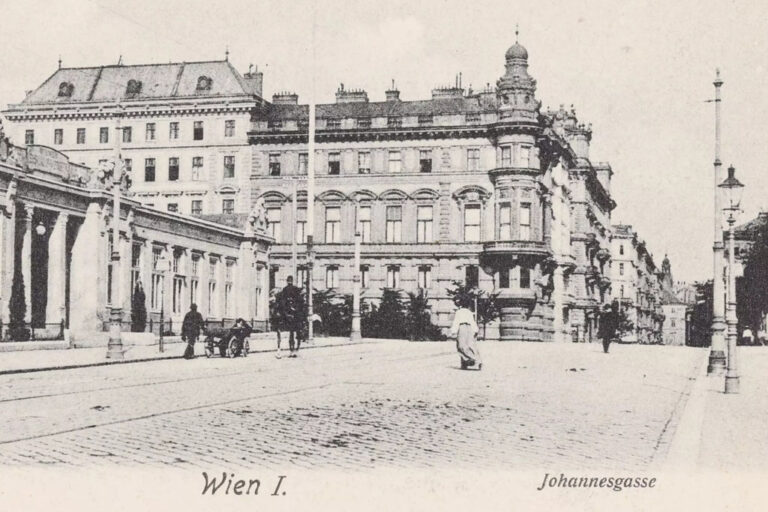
<box><xmin>351</xmin><ymin>224</ymin><xmax>362</xmax><ymax>341</ymax></box>
<box><xmin>157</xmin><ymin>252</ymin><xmax>170</xmax><ymax>353</ymax></box>
<box><xmin>719</xmin><ymin>165</ymin><xmax>745</xmax><ymax>394</ymax></box>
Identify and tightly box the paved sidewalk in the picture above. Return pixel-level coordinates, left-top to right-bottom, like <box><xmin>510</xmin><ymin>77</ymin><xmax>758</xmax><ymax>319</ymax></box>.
<box><xmin>0</xmin><ymin>334</ymin><xmax>360</xmax><ymax>375</ymax></box>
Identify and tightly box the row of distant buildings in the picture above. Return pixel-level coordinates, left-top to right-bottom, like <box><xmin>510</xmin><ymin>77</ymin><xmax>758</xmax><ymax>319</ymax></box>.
<box><xmin>0</xmin><ymin>39</ymin><xmax>688</xmax><ymax>343</ymax></box>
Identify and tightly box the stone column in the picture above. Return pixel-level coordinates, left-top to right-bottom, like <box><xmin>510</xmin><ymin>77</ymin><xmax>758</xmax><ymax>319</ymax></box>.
<box><xmin>552</xmin><ymin>266</ymin><xmax>565</xmax><ymax>342</ymax></box>
<box><xmin>121</xmin><ymin>228</ymin><xmax>133</xmax><ymax>321</ymax></box>
<box><xmin>21</xmin><ymin>206</ymin><xmax>33</xmax><ymax>324</ymax></box>
<box><xmin>69</xmin><ymin>202</ymin><xmax>104</xmax><ymax>335</ymax></box>
<box><xmin>0</xmin><ymin>202</ymin><xmax>16</xmax><ymax>325</ymax></box>
<box><xmin>46</xmin><ymin>212</ymin><xmax>68</xmax><ymax>326</ymax></box>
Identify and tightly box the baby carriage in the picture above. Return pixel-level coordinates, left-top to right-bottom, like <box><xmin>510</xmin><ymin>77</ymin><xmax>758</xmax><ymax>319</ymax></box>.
<box><xmin>203</xmin><ymin>319</ymin><xmax>252</xmax><ymax>358</ymax></box>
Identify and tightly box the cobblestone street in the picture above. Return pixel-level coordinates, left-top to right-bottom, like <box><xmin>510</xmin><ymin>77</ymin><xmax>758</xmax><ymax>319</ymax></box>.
<box><xmin>0</xmin><ymin>340</ymin><xmax>704</xmax><ymax>470</ymax></box>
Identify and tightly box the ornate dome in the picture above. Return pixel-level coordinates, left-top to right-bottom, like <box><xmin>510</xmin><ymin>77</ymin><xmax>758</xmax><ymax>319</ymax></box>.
<box><xmin>505</xmin><ymin>42</ymin><xmax>528</xmax><ymax>60</ymax></box>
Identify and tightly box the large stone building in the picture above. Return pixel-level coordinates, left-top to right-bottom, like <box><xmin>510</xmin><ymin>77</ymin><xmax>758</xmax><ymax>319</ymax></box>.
<box><xmin>0</xmin><ymin>125</ymin><xmax>271</xmax><ymax>344</ymax></box>
<box><xmin>249</xmin><ymin>42</ymin><xmax>616</xmax><ymax>341</ymax></box>
<box><xmin>1</xmin><ymin>58</ymin><xmax>264</xmax><ymax>217</ymax></box>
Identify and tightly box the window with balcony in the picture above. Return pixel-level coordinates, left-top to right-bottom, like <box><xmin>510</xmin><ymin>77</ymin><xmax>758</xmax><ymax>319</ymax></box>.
<box><xmin>191</xmin><ymin>200</ymin><xmax>203</xmax><ymax>215</ymax></box>
<box><xmin>169</xmin><ymin>122</ymin><xmax>179</xmax><ymax>140</ymax></box>
<box><xmin>267</xmin><ymin>207</ymin><xmax>281</xmax><ymax>241</ymax></box>
<box><xmin>222</xmin><ymin>199</ymin><xmax>235</xmax><ymax>214</ymax></box>
<box><xmin>416</xmin><ymin>205</ymin><xmax>433</xmax><ymax>243</ymax></box>
<box><xmin>168</xmin><ymin>157</ymin><xmax>179</xmax><ymax>181</ymax></box>
<box><xmin>223</xmin><ymin>155</ymin><xmax>235</xmax><ymax>179</ymax></box>
<box><xmin>76</xmin><ymin>128</ymin><xmax>86</xmax><ymax>144</ymax></box>
<box><xmin>328</xmin><ymin>152</ymin><xmax>340</xmax><ymax>175</ymax></box>
<box><xmin>519</xmin><ymin>203</ymin><xmax>531</xmax><ymax>240</ymax></box>
<box><xmin>54</xmin><ymin>129</ymin><xmax>63</xmax><ymax>145</ymax></box>
<box><xmin>419</xmin><ymin>149</ymin><xmax>432</xmax><ymax>173</ymax></box>
<box><xmin>358</xmin><ymin>205</ymin><xmax>371</xmax><ymax>242</ymax></box>
<box><xmin>464</xmin><ymin>204</ymin><xmax>481</xmax><ymax>242</ymax></box>
<box><xmin>386</xmin><ymin>205</ymin><xmax>402</xmax><ymax>243</ymax></box>
<box><xmin>388</xmin><ymin>151</ymin><xmax>402</xmax><ymax>173</ymax></box>
<box><xmin>269</xmin><ymin>153</ymin><xmax>281</xmax><ymax>176</ymax></box>
<box><xmin>358</xmin><ymin>151</ymin><xmax>371</xmax><ymax>174</ymax></box>
<box><xmin>193</xmin><ymin>121</ymin><xmax>204</xmax><ymax>140</ymax></box>
<box><xmin>417</xmin><ymin>266</ymin><xmax>432</xmax><ymax>289</ymax></box>
<box><xmin>144</xmin><ymin>158</ymin><xmax>156</xmax><ymax>182</ymax></box>
<box><xmin>325</xmin><ymin>206</ymin><xmax>341</xmax><ymax>243</ymax></box>
<box><xmin>224</xmin><ymin>119</ymin><xmax>235</xmax><ymax>137</ymax></box>
<box><xmin>191</xmin><ymin>157</ymin><xmax>203</xmax><ymax>180</ymax></box>
<box><xmin>145</xmin><ymin>123</ymin><xmax>156</xmax><ymax>141</ymax></box>
<box><xmin>325</xmin><ymin>266</ymin><xmax>339</xmax><ymax>288</ymax></box>
<box><xmin>298</xmin><ymin>153</ymin><xmax>308</xmax><ymax>175</ymax></box>
<box><xmin>100</xmin><ymin>127</ymin><xmax>109</xmax><ymax>144</ymax></box>
<box><xmin>499</xmin><ymin>204</ymin><xmax>512</xmax><ymax>240</ymax></box>
<box><xmin>386</xmin><ymin>266</ymin><xmax>400</xmax><ymax>288</ymax></box>
<box><xmin>24</xmin><ymin>130</ymin><xmax>34</xmax><ymax>145</ymax></box>
<box><xmin>467</xmin><ymin>148</ymin><xmax>480</xmax><ymax>171</ymax></box>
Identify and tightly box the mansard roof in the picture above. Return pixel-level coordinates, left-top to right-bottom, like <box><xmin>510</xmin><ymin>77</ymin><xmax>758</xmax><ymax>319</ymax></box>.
<box><xmin>256</xmin><ymin>94</ymin><xmax>500</xmax><ymax>121</ymax></box>
<box><xmin>20</xmin><ymin>60</ymin><xmax>260</xmax><ymax>105</ymax></box>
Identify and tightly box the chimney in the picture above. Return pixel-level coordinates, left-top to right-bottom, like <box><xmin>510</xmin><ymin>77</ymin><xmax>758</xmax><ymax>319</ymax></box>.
<box><xmin>385</xmin><ymin>79</ymin><xmax>400</xmax><ymax>101</ymax></box>
<box><xmin>272</xmin><ymin>91</ymin><xmax>299</xmax><ymax>105</ymax></box>
<box><xmin>243</xmin><ymin>64</ymin><xmax>264</xmax><ymax>97</ymax></box>
<box><xmin>335</xmin><ymin>83</ymin><xmax>368</xmax><ymax>103</ymax></box>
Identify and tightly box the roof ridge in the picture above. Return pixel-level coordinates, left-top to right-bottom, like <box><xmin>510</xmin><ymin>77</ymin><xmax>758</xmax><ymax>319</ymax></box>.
<box><xmin>58</xmin><ymin>59</ymin><xmax>228</xmax><ymax>71</ymax></box>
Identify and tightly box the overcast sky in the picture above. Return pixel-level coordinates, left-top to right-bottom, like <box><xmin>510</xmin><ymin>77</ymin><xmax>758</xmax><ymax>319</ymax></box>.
<box><xmin>1</xmin><ymin>0</ymin><xmax>766</xmax><ymax>283</ymax></box>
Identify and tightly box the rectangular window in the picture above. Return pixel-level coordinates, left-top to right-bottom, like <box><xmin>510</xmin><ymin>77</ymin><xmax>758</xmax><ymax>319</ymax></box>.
<box><xmin>499</xmin><ymin>204</ymin><xmax>512</xmax><ymax>240</ymax></box>
<box><xmin>357</xmin><ymin>118</ymin><xmax>371</xmax><ymax>129</ymax></box>
<box><xmin>268</xmin><ymin>120</ymin><xmax>283</xmax><ymax>130</ymax></box>
<box><xmin>418</xmin><ymin>114</ymin><xmax>433</xmax><ymax>126</ymax></box>
<box><xmin>144</xmin><ymin>158</ymin><xmax>156</xmax><ymax>182</ymax></box>
<box><xmin>417</xmin><ymin>266</ymin><xmax>431</xmax><ymax>289</ymax></box>
<box><xmin>518</xmin><ymin>145</ymin><xmax>531</xmax><ymax>167</ymax></box>
<box><xmin>208</xmin><ymin>281</ymin><xmax>217</xmax><ymax>317</ymax></box>
<box><xmin>191</xmin><ymin>200</ymin><xmax>203</xmax><ymax>215</ymax></box>
<box><xmin>328</xmin><ymin>152</ymin><xmax>341</xmax><ymax>175</ymax></box>
<box><xmin>222</xmin><ymin>199</ymin><xmax>235</xmax><ymax>214</ymax></box>
<box><xmin>620</xmin><ymin>284</ymin><xmax>625</xmax><ymax>298</ymax></box>
<box><xmin>269</xmin><ymin>267</ymin><xmax>277</xmax><ymax>291</ymax></box>
<box><xmin>388</xmin><ymin>151</ymin><xmax>402</xmax><ymax>173</ymax></box>
<box><xmin>464</xmin><ymin>205</ymin><xmax>481</xmax><ymax>242</ymax></box>
<box><xmin>267</xmin><ymin>207</ymin><xmax>281</xmax><ymax>241</ymax></box>
<box><xmin>297</xmin><ymin>266</ymin><xmax>308</xmax><ymax>289</ymax></box>
<box><xmin>358</xmin><ymin>151</ymin><xmax>371</xmax><ymax>174</ymax></box>
<box><xmin>224</xmin><ymin>119</ymin><xmax>235</xmax><ymax>137</ymax></box>
<box><xmin>99</xmin><ymin>127</ymin><xmax>109</xmax><ymax>144</ymax></box>
<box><xmin>387</xmin><ymin>266</ymin><xmax>400</xmax><ymax>288</ymax></box>
<box><xmin>150</xmin><ymin>248</ymin><xmax>163</xmax><ymax>310</ymax></box>
<box><xmin>168</xmin><ymin>157</ymin><xmax>179</xmax><ymax>181</ymax></box>
<box><xmin>465</xmin><ymin>265</ymin><xmax>479</xmax><ymax>288</ymax></box>
<box><xmin>296</xmin><ymin>208</ymin><xmax>307</xmax><ymax>244</ymax></box>
<box><xmin>619</xmin><ymin>243</ymin><xmax>625</xmax><ymax>255</ymax></box>
<box><xmin>122</xmin><ymin>127</ymin><xmax>132</xmax><ymax>143</ymax></box>
<box><xmin>190</xmin><ymin>256</ymin><xmax>200</xmax><ymax>307</ymax></box>
<box><xmin>224</xmin><ymin>261</ymin><xmax>235</xmax><ymax>315</ymax></box>
<box><xmin>223</xmin><ymin>155</ymin><xmax>235</xmax><ymax>179</ymax></box>
<box><xmin>298</xmin><ymin>153</ymin><xmax>308</xmax><ymax>175</ymax></box>
<box><xmin>519</xmin><ymin>203</ymin><xmax>531</xmax><ymax>240</ymax></box>
<box><xmin>76</xmin><ymin>128</ymin><xmax>86</xmax><ymax>144</ymax></box>
<box><xmin>325</xmin><ymin>206</ymin><xmax>341</xmax><ymax>243</ymax></box>
<box><xmin>172</xmin><ymin>275</ymin><xmax>184</xmax><ymax>315</ymax></box>
<box><xmin>467</xmin><ymin>148</ymin><xmax>480</xmax><ymax>171</ymax></box>
<box><xmin>269</xmin><ymin>154</ymin><xmax>281</xmax><ymax>176</ymax></box>
<box><xmin>387</xmin><ymin>116</ymin><xmax>402</xmax><ymax>128</ymax></box>
<box><xmin>499</xmin><ymin>267</ymin><xmax>510</xmax><ymax>288</ymax></box>
<box><xmin>419</xmin><ymin>149</ymin><xmax>432</xmax><ymax>173</ymax></box>
<box><xmin>193</xmin><ymin>121</ymin><xmax>204</xmax><ymax>140</ymax></box>
<box><xmin>145</xmin><ymin>122</ymin><xmax>155</xmax><ymax>141</ymax></box>
<box><xmin>360</xmin><ymin>265</ymin><xmax>370</xmax><ymax>288</ymax></box>
<box><xmin>520</xmin><ymin>267</ymin><xmax>531</xmax><ymax>289</ymax></box>
<box><xmin>54</xmin><ymin>129</ymin><xmax>63</xmax><ymax>145</ymax></box>
<box><xmin>501</xmin><ymin>145</ymin><xmax>512</xmax><ymax>167</ymax></box>
<box><xmin>325</xmin><ymin>266</ymin><xmax>339</xmax><ymax>288</ymax></box>
<box><xmin>386</xmin><ymin>205</ymin><xmax>402</xmax><ymax>243</ymax></box>
<box><xmin>169</xmin><ymin>122</ymin><xmax>179</xmax><ymax>140</ymax></box>
<box><xmin>24</xmin><ymin>130</ymin><xmax>34</xmax><ymax>145</ymax></box>
<box><xmin>416</xmin><ymin>205</ymin><xmax>433</xmax><ymax>243</ymax></box>
<box><xmin>167</xmin><ymin>203</ymin><xmax>178</xmax><ymax>213</ymax></box>
<box><xmin>358</xmin><ymin>205</ymin><xmax>371</xmax><ymax>243</ymax></box>
<box><xmin>124</xmin><ymin>158</ymin><xmax>132</xmax><ymax>175</ymax></box>
<box><xmin>191</xmin><ymin>157</ymin><xmax>203</xmax><ymax>180</ymax></box>
<box><xmin>466</xmin><ymin>113</ymin><xmax>481</xmax><ymax>123</ymax></box>
<box><xmin>130</xmin><ymin>243</ymin><xmax>142</xmax><ymax>299</ymax></box>
<box><xmin>619</xmin><ymin>263</ymin><xmax>625</xmax><ymax>276</ymax></box>
<box><xmin>326</xmin><ymin>119</ymin><xmax>341</xmax><ymax>129</ymax></box>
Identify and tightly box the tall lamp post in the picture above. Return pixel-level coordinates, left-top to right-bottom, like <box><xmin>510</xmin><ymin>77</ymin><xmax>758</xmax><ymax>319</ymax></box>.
<box><xmin>156</xmin><ymin>252</ymin><xmax>170</xmax><ymax>353</ymax></box>
<box><xmin>351</xmin><ymin>199</ymin><xmax>362</xmax><ymax>341</ymax></box>
<box><xmin>719</xmin><ymin>165</ymin><xmax>745</xmax><ymax>394</ymax></box>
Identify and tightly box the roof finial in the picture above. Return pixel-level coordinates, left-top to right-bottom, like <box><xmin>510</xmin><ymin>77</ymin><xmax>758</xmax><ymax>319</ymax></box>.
<box><xmin>58</xmin><ymin>55</ymin><xmax>62</xmax><ymax>69</ymax></box>
<box><xmin>515</xmin><ymin>23</ymin><xmax>519</xmax><ymax>43</ymax></box>
<box><xmin>225</xmin><ymin>45</ymin><xmax>229</xmax><ymax>61</ymax></box>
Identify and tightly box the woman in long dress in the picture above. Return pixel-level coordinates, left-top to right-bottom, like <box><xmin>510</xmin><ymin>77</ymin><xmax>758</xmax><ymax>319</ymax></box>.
<box><xmin>450</xmin><ymin>299</ymin><xmax>482</xmax><ymax>370</ymax></box>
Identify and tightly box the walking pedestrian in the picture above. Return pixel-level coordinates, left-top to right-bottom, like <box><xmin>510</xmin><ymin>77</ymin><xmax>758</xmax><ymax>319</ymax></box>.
<box><xmin>181</xmin><ymin>303</ymin><xmax>204</xmax><ymax>359</ymax></box>
<box><xmin>270</xmin><ymin>290</ymin><xmax>284</xmax><ymax>358</ymax></box>
<box><xmin>598</xmin><ymin>303</ymin><xmax>618</xmax><ymax>353</ymax></box>
<box><xmin>277</xmin><ymin>276</ymin><xmax>305</xmax><ymax>358</ymax></box>
<box><xmin>450</xmin><ymin>296</ymin><xmax>481</xmax><ymax>370</ymax></box>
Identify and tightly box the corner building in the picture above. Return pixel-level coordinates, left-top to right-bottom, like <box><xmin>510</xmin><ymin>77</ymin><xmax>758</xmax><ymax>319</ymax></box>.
<box><xmin>250</xmin><ymin>42</ymin><xmax>615</xmax><ymax>341</ymax></box>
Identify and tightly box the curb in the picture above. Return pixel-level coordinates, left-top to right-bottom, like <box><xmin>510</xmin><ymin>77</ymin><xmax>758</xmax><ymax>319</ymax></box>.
<box><xmin>0</xmin><ymin>340</ymin><xmax>371</xmax><ymax>376</ymax></box>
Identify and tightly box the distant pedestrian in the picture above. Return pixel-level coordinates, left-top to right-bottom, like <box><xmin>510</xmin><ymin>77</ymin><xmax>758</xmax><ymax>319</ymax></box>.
<box><xmin>598</xmin><ymin>303</ymin><xmax>618</xmax><ymax>353</ymax></box>
<box><xmin>450</xmin><ymin>297</ymin><xmax>481</xmax><ymax>370</ymax></box>
<box><xmin>181</xmin><ymin>304</ymin><xmax>204</xmax><ymax>359</ymax></box>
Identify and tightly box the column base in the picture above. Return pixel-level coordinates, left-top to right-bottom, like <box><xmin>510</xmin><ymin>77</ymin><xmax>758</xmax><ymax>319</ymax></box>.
<box><xmin>707</xmin><ymin>350</ymin><xmax>726</xmax><ymax>375</ymax></box>
<box><xmin>724</xmin><ymin>374</ymin><xmax>740</xmax><ymax>394</ymax></box>
<box><xmin>106</xmin><ymin>307</ymin><xmax>124</xmax><ymax>360</ymax></box>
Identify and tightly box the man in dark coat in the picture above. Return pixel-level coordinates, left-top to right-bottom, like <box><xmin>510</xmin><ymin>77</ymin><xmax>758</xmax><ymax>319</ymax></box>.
<box><xmin>277</xmin><ymin>276</ymin><xmax>305</xmax><ymax>358</ymax></box>
<box><xmin>598</xmin><ymin>303</ymin><xmax>618</xmax><ymax>353</ymax></box>
<box><xmin>181</xmin><ymin>303</ymin><xmax>205</xmax><ymax>359</ymax></box>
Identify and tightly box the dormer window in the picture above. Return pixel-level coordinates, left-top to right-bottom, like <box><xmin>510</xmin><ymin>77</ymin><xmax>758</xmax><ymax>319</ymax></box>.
<box><xmin>196</xmin><ymin>76</ymin><xmax>213</xmax><ymax>92</ymax></box>
<box><xmin>126</xmin><ymin>79</ymin><xmax>142</xmax><ymax>98</ymax></box>
<box><xmin>57</xmin><ymin>82</ymin><xmax>74</xmax><ymax>98</ymax></box>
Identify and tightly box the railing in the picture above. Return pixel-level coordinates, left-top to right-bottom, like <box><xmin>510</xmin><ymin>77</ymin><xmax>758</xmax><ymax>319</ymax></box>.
<box><xmin>0</xmin><ymin>320</ymin><xmax>66</xmax><ymax>342</ymax></box>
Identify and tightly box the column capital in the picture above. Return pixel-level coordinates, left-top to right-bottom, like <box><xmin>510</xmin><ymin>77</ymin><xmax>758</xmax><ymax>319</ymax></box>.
<box><xmin>23</xmin><ymin>204</ymin><xmax>34</xmax><ymax>223</ymax></box>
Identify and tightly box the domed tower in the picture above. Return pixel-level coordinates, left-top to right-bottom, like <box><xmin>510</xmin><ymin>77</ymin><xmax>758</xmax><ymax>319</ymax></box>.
<box><xmin>496</xmin><ymin>36</ymin><xmax>540</xmax><ymax>122</ymax></box>
<box><xmin>661</xmin><ymin>254</ymin><xmax>673</xmax><ymax>290</ymax></box>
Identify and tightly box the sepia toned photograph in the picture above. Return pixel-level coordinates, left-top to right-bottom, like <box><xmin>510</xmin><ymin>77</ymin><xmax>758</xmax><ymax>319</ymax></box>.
<box><xmin>0</xmin><ymin>1</ymin><xmax>766</xmax><ymax>510</ymax></box>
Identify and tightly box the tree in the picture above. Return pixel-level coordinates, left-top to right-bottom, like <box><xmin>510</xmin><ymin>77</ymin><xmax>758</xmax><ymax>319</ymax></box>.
<box><xmin>7</xmin><ymin>263</ymin><xmax>29</xmax><ymax>341</ymax></box>
<box><xmin>131</xmin><ymin>282</ymin><xmax>147</xmax><ymax>332</ymax></box>
<box><xmin>404</xmin><ymin>289</ymin><xmax>446</xmax><ymax>341</ymax></box>
<box><xmin>739</xmin><ymin>220</ymin><xmax>768</xmax><ymax>341</ymax></box>
<box><xmin>362</xmin><ymin>288</ymin><xmax>408</xmax><ymax>339</ymax></box>
<box><xmin>312</xmin><ymin>288</ymin><xmax>351</xmax><ymax>337</ymax></box>
<box><xmin>446</xmin><ymin>280</ymin><xmax>501</xmax><ymax>340</ymax></box>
